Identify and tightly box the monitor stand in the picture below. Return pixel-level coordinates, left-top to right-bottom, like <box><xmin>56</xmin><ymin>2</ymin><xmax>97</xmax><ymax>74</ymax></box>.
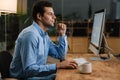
<box><xmin>90</xmin><ymin>34</ymin><xmax>112</xmax><ymax>61</ymax></box>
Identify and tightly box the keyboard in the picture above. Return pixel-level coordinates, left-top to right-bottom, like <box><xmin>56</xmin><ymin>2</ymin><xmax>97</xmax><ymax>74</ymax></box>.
<box><xmin>73</xmin><ymin>58</ymin><xmax>88</xmax><ymax>66</ymax></box>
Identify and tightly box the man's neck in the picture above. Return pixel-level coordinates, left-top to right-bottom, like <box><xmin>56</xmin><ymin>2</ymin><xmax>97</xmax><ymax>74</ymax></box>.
<box><xmin>36</xmin><ymin>21</ymin><xmax>48</xmax><ymax>32</ymax></box>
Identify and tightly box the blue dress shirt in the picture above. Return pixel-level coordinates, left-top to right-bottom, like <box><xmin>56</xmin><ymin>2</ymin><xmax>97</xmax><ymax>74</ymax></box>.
<box><xmin>10</xmin><ymin>21</ymin><xmax>68</xmax><ymax>79</ymax></box>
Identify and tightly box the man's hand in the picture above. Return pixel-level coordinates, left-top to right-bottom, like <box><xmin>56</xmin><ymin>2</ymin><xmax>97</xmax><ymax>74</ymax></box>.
<box><xmin>56</xmin><ymin>23</ymin><xmax>67</xmax><ymax>36</ymax></box>
<box><xmin>56</xmin><ymin>60</ymin><xmax>78</xmax><ymax>69</ymax></box>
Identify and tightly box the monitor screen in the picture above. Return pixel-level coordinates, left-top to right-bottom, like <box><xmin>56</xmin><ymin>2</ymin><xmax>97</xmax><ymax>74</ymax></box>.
<box><xmin>89</xmin><ymin>9</ymin><xmax>108</xmax><ymax>60</ymax></box>
<box><xmin>91</xmin><ymin>11</ymin><xmax>105</xmax><ymax>47</ymax></box>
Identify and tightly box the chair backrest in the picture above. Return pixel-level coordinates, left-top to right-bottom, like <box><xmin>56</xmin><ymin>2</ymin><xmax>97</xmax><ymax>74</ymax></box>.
<box><xmin>0</xmin><ymin>51</ymin><xmax>12</xmax><ymax>79</ymax></box>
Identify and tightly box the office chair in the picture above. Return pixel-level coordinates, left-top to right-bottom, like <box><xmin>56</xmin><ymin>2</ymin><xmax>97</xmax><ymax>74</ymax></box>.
<box><xmin>0</xmin><ymin>51</ymin><xmax>12</xmax><ymax>79</ymax></box>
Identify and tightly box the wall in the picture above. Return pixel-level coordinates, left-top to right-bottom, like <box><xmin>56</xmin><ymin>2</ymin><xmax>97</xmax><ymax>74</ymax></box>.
<box><xmin>51</xmin><ymin>0</ymin><xmax>112</xmax><ymax>20</ymax></box>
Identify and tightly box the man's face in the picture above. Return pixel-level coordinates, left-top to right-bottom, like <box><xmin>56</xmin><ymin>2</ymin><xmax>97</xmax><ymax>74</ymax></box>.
<box><xmin>41</xmin><ymin>7</ymin><xmax>56</xmax><ymax>28</ymax></box>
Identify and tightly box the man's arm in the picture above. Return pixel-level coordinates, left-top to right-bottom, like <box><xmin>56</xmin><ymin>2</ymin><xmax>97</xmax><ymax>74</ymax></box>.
<box><xmin>48</xmin><ymin>23</ymin><xmax>68</xmax><ymax>60</ymax></box>
<box><xmin>20</xmin><ymin>33</ymin><xmax>57</xmax><ymax>77</ymax></box>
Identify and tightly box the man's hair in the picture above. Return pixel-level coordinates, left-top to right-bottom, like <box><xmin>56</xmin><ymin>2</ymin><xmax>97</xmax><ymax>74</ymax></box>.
<box><xmin>32</xmin><ymin>0</ymin><xmax>53</xmax><ymax>20</ymax></box>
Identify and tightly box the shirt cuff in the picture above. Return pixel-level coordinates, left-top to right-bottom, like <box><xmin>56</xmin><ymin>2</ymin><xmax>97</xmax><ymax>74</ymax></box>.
<box><xmin>59</xmin><ymin>35</ymin><xmax>67</xmax><ymax>42</ymax></box>
<box><xmin>49</xmin><ymin>64</ymin><xmax>57</xmax><ymax>71</ymax></box>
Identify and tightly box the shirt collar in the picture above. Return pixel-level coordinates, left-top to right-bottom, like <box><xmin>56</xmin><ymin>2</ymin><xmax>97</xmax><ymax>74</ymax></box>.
<box><xmin>32</xmin><ymin>21</ymin><xmax>47</xmax><ymax>36</ymax></box>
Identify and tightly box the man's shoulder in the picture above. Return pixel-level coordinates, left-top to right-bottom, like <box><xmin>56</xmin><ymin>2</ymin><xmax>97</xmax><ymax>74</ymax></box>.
<box><xmin>21</xmin><ymin>25</ymin><xmax>37</xmax><ymax>34</ymax></box>
<box><xmin>18</xmin><ymin>26</ymin><xmax>38</xmax><ymax>39</ymax></box>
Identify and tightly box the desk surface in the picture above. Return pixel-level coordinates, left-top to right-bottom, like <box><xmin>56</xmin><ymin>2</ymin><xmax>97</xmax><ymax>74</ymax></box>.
<box><xmin>55</xmin><ymin>53</ymin><xmax>120</xmax><ymax>80</ymax></box>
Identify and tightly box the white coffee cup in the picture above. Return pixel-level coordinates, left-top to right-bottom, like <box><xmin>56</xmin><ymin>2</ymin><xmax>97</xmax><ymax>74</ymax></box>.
<box><xmin>78</xmin><ymin>62</ymin><xmax>92</xmax><ymax>73</ymax></box>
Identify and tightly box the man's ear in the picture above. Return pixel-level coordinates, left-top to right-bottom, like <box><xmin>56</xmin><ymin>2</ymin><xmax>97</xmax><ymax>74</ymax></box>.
<box><xmin>37</xmin><ymin>13</ymin><xmax>41</xmax><ymax>21</ymax></box>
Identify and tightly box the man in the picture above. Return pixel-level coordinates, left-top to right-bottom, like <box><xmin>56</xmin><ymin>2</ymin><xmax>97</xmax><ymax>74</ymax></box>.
<box><xmin>10</xmin><ymin>0</ymin><xmax>78</xmax><ymax>79</ymax></box>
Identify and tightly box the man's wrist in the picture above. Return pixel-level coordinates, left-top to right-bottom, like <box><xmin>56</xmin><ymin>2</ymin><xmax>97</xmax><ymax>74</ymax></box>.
<box><xmin>56</xmin><ymin>63</ymin><xmax>61</xmax><ymax>69</ymax></box>
<box><xmin>60</xmin><ymin>59</ymin><xmax>65</xmax><ymax>62</ymax></box>
<box><xmin>59</xmin><ymin>33</ymin><xmax>66</xmax><ymax>36</ymax></box>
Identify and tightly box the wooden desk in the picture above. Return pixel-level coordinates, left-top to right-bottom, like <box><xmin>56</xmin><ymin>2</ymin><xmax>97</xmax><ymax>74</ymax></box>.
<box><xmin>55</xmin><ymin>53</ymin><xmax>120</xmax><ymax>80</ymax></box>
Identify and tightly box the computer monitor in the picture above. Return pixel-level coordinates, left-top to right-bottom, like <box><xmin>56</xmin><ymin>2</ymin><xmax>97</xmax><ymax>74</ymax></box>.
<box><xmin>89</xmin><ymin>9</ymin><xmax>111</xmax><ymax>61</ymax></box>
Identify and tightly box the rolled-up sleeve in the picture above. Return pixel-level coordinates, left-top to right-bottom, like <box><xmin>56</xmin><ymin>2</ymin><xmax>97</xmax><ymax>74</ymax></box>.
<box><xmin>49</xmin><ymin>35</ymin><xmax>68</xmax><ymax>60</ymax></box>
